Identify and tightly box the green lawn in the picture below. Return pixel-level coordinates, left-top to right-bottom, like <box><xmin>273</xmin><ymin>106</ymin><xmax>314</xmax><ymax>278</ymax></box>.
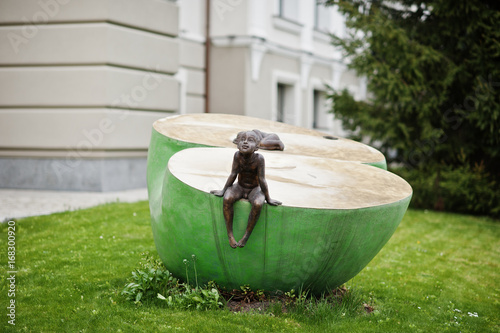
<box><xmin>1</xmin><ymin>202</ymin><xmax>499</xmax><ymax>332</ymax></box>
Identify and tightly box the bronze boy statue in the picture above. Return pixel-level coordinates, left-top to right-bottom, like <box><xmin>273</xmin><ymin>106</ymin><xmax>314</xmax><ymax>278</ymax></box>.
<box><xmin>211</xmin><ymin>130</ymin><xmax>282</xmax><ymax>248</ymax></box>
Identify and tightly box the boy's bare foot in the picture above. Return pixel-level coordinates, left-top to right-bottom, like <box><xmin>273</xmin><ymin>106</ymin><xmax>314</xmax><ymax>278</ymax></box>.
<box><xmin>229</xmin><ymin>238</ymin><xmax>238</xmax><ymax>248</ymax></box>
<box><xmin>237</xmin><ymin>238</ymin><xmax>248</xmax><ymax>248</ymax></box>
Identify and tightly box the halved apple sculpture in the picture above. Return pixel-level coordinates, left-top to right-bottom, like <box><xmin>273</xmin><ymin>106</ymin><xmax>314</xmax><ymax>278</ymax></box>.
<box><xmin>147</xmin><ymin>114</ymin><xmax>412</xmax><ymax>293</ymax></box>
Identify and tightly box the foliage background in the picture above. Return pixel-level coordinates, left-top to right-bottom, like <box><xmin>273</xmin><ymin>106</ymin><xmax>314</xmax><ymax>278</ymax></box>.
<box><xmin>326</xmin><ymin>0</ymin><xmax>500</xmax><ymax>217</ymax></box>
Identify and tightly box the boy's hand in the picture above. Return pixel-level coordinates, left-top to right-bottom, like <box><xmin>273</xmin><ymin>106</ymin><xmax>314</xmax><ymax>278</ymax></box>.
<box><xmin>210</xmin><ymin>190</ymin><xmax>224</xmax><ymax>197</ymax></box>
<box><xmin>267</xmin><ymin>198</ymin><xmax>282</xmax><ymax>206</ymax></box>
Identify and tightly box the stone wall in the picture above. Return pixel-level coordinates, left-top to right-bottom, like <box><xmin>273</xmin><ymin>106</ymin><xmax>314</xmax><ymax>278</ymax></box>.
<box><xmin>0</xmin><ymin>0</ymin><xmax>180</xmax><ymax>191</ymax></box>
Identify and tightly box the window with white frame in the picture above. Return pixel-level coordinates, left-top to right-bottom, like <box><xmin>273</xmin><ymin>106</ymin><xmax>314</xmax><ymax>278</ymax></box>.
<box><xmin>277</xmin><ymin>83</ymin><xmax>295</xmax><ymax>124</ymax></box>
<box><xmin>313</xmin><ymin>89</ymin><xmax>329</xmax><ymax>130</ymax></box>
<box><xmin>315</xmin><ymin>2</ymin><xmax>331</xmax><ymax>31</ymax></box>
<box><xmin>277</xmin><ymin>0</ymin><xmax>299</xmax><ymax>22</ymax></box>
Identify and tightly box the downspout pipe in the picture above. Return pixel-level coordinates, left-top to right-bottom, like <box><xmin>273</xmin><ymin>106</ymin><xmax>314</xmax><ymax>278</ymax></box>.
<box><xmin>204</xmin><ymin>0</ymin><xmax>210</xmax><ymax>113</ymax></box>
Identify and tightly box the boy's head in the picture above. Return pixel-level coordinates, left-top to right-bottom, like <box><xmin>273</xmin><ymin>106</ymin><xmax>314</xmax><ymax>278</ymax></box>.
<box><xmin>234</xmin><ymin>130</ymin><xmax>262</xmax><ymax>145</ymax></box>
<box><xmin>236</xmin><ymin>131</ymin><xmax>260</xmax><ymax>154</ymax></box>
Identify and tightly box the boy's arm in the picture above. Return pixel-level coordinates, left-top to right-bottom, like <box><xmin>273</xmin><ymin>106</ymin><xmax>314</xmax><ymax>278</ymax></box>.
<box><xmin>257</xmin><ymin>155</ymin><xmax>282</xmax><ymax>206</ymax></box>
<box><xmin>211</xmin><ymin>152</ymin><xmax>239</xmax><ymax>196</ymax></box>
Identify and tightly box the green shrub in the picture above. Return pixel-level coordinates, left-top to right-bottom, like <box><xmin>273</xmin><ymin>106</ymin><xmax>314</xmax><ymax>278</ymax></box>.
<box><xmin>391</xmin><ymin>162</ymin><xmax>500</xmax><ymax>218</ymax></box>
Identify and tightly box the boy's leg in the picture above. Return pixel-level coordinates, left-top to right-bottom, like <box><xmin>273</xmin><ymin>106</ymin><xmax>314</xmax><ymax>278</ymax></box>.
<box><xmin>223</xmin><ymin>185</ymin><xmax>243</xmax><ymax>248</ymax></box>
<box><xmin>237</xmin><ymin>188</ymin><xmax>265</xmax><ymax>248</ymax></box>
<box><xmin>259</xmin><ymin>134</ymin><xmax>284</xmax><ymax>151</ymax></box>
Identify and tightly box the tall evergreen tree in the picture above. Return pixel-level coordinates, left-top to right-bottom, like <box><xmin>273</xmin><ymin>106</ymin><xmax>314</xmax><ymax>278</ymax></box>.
<box><xmin>326</xmin><ymin>0</ymin><xmax>500</xmax><ymax>216</ymax></box>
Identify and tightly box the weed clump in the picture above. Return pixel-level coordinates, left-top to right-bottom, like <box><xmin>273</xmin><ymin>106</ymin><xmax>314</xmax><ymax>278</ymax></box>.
<box><xmin>122</xmin><ymin>253</ymin><xmax>367</xmax><ymax>316</ymax></box>
<box><xmin>121</xmin><ymin>252</ymin><xmax>223</xmax><ymax>310</ymax></box>
<box><xmin>220</xmin><ymin>285</ymin><xmax>366</xmax><ymax>319</ymax></box>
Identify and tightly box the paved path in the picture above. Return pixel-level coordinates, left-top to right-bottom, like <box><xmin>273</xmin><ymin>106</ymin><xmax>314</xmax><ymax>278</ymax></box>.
<box><xmin>0</xmin><ymin>188</ymin><xmax>148</xmax><ymax>222</ymax></box>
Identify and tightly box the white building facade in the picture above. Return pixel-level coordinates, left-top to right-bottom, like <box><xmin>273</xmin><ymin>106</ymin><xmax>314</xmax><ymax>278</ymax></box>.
<box><xmin>177</xmin><ymin>0</ymin><xmax>366</xmax><ymax>132</ymax></box>
<box><xmin>0</xmin><ymin>0</ymin><xmax>365</xmax><ymax>191</ymax></box>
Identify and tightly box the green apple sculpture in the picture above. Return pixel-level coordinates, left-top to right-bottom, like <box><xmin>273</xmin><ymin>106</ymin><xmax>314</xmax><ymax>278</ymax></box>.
<box><xmin>147</xmin><ymin>114</ymin><xmax>411</xmax><ymax>293</ymax></box>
